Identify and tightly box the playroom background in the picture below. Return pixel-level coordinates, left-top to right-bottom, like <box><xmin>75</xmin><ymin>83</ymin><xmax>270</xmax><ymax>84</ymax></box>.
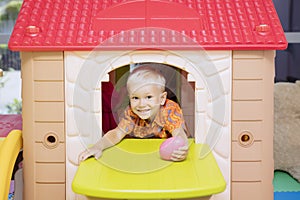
<box><xmin>0</xmin><ymin>0</ymin><xmax>300</xmax><ymax>200</ymax></box>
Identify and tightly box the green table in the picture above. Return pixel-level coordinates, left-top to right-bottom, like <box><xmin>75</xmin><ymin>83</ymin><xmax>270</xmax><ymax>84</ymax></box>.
<box><xmin>72</xmin><ymin>139</ymin><xmax>226</xmax><ymax>199</ymax></box>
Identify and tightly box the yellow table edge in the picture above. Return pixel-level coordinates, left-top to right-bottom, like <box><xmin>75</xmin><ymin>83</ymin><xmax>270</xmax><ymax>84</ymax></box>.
<box><xmin>73</xmin><ymin>139</ymin><xmax>226</xmax><ymax>199</ymax></box>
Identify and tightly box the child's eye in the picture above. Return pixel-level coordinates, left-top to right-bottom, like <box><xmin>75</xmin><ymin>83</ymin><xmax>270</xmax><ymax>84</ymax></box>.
<box><xmin>131</xmin><ymin>96</ymin><xmax>139</xmax><ymax>100</ymax></box>
<box><xmin>146</xmin><ymin>95</ymin><xmax>153</xmax><ymax>99</ymax></box>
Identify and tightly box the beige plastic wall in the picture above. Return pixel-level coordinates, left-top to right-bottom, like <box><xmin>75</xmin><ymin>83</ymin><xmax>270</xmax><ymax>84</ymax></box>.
<box><xmin>21</xmin><ymin>52</ymin><xmax>66</xmax><ymax>200</ymax></box>
<box><xmin>20</xmin><ymin>50</ymin><xmax>274</xmax><ymax>200</ymax></box>
<box><xmin>231</xmin><ymin>50</ymin><xmax>275</xmax><ymax>200</ymax></box>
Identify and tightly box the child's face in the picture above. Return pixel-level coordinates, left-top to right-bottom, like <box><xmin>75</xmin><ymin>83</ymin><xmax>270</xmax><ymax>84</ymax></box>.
<box><xmin>129</xmin><ymin>84</ymin><xmax>167</xmax><ymax>121</ymax></box>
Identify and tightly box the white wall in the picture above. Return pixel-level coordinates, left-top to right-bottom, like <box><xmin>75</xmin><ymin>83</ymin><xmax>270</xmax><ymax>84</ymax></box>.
<box><xmin>65</xmin><ymin>50</ymin><xmax>232</xmax><ymax>200</ymax></box>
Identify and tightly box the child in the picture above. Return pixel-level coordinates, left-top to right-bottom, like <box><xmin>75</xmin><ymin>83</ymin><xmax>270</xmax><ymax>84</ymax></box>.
<box><xmin>79</xmin><ymin>65</ymin><xmax>189</xmax><ymax>162</ymax></box>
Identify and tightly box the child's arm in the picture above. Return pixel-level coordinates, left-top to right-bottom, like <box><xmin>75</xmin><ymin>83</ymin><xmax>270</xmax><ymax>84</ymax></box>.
<box><xmin>78</xmin><ymin>127</ymin><xmax>127</xmax><ymax>163</ymax></box>
<box><xmin>170</xmin><ymin>127</ymin><xmax>189</xmax><ymax>162</ymax></box>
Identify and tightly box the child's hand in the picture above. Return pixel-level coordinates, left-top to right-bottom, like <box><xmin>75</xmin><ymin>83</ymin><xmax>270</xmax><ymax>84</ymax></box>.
<box><xmin>78</xmin><ymin>146</ymin><xmax>103</xmax><ymax>163</ymax></box>
<box><xmin>170</xmin><ymin>145</ymin><xmax>188</xmax><ymax>162</ymax></box>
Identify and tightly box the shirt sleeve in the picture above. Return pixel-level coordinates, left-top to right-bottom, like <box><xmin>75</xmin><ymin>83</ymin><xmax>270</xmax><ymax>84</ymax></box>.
<box><xmin>163</xmin><ymin>100</ymin><xmax>185</xmax><ymax>133</ymax></box>
<box><xmin>117</xmin><ymin>106</ymin><xmax>136</xmax><ymax>134</ymax></box>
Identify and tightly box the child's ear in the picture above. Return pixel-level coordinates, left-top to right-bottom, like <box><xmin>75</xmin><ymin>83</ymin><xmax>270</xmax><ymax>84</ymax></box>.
<box><xmin>160</xmin><ymin>92</ymin><xmax>167</xmax><ymax>105</ymax></box>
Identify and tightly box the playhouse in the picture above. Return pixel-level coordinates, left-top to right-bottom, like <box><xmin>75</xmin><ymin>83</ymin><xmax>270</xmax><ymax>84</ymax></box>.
<box><xmin>8</xmin><ymin>0</ymin><xmax>287</xmax><ymax>200</ymax></box>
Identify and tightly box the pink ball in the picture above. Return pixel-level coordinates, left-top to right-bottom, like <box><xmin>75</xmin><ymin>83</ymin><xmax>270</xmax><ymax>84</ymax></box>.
<box><xmin>159</xmin><ymin>136</ymin><xmax>186</xmax><ymax>161</ymax></box>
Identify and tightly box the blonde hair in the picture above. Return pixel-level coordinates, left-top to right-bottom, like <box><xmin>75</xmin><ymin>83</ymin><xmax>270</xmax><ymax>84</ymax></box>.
<box><xmin>127</xmin><ymin>65</ymin><xmax>166</xmax><ymax>94</ymax></box>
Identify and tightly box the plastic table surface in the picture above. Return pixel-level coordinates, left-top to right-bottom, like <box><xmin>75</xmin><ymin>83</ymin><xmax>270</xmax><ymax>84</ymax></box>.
<box><xmin>72</xmin><ymin>139</ymin><xmax>226</xmax><ymax>199</ymax></box>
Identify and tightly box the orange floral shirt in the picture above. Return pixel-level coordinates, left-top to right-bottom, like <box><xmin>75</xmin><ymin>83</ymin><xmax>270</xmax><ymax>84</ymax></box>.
<box><xmin>118</xmin><ymin>99</ymin><xmax>187</xmax><ymax>138</ymax></box>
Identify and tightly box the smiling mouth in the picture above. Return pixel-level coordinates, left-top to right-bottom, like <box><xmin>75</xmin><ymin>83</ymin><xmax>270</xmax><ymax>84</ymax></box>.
<box><xmin>137</xmin><ymin>109</ymin><xmax>150</xmax><ymax>113</ymax></box>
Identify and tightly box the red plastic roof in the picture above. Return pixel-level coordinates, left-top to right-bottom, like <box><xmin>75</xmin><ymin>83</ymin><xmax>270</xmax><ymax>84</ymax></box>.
<box><xmin>0</xmin><ymin>115</ymin><xmax>22</xmax><ymax>137</ymax></box>
<box><xmin>8</xmin><ymin>0</ymin><xmax>287</xmax><ymax>51</ymax></box>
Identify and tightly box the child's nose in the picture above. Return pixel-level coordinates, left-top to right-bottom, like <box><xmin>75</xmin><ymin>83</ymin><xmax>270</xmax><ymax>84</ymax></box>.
<box><xmin>138</xmin><ymin>98</ymin><xmax>146</xmax><ymax>106</ymax></box>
